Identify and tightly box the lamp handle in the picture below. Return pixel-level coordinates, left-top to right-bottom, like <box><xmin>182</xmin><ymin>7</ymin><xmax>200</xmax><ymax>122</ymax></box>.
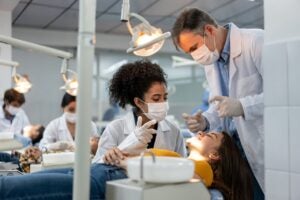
<box><xmin>126</xmin><ymin>13</ymin><xmax>153</xmax><ymax>35</ymax></box>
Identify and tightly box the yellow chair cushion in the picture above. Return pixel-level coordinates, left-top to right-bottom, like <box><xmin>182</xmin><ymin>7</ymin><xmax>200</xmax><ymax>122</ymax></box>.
<box><xmin>193</xmin><ymin>160</ymin><xmax>213</xmax><ymax>187</ymax></box>
<box><xmin>147</xmin><ymin>148</ymin><xmax>213</xmax><ymax>187</ymax></box>
<box><xmin>148</xmin><ymin>148</ymin><xmax>181</xmax><ymax>157</ymax></box>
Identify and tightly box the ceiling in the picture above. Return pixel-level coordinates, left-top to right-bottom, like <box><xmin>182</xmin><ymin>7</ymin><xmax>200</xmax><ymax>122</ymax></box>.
<box><xmin>12</xmin><ymin>0</ymin><xmax>264</xmax><ymax>35</ymax></box>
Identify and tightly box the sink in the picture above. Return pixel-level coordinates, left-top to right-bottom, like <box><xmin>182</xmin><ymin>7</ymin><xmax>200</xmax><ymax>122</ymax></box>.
<box><xmin>127</xmin><ymin>156</ymin><xmax>194</xmax><ymax>183</ymax></box>
<box><xmin>42</xmin><ymin>152</ymin><xmax>75</xmax><ymax>166</ymax></box>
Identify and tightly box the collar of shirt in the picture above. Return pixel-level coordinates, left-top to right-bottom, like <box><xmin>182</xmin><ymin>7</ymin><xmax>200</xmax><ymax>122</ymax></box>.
<box><xmin>217</xmin><ymin>23</ymin><xmax>231</xmax><ymax>65</ymax></box>
<box><xmin>0</xmin><ymin>106</ymin><xmax>5</xmax><ymax>120</ymax></box>
<box><xmin>59</xmin><ymin>114</ymin><xmax>70</xmax><ymax>132</ymax></box>
<box><xmin>0</xmin><ymin>105</ymin><xmax>15</xmax><ymax>122</ymax></box>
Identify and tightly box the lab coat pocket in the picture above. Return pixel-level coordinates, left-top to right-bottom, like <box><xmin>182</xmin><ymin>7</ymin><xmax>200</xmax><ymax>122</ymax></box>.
<box><xmin>236</xmin><ymin>72</ymin><xmax>262</xmax><ymax>98</ymax></box>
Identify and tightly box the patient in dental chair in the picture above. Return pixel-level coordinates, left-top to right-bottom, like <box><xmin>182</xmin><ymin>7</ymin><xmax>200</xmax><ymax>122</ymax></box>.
<box><xmin>103</xmin><ymin>131</ymin><xmax>253</xmax><ymax>200</ymax></box>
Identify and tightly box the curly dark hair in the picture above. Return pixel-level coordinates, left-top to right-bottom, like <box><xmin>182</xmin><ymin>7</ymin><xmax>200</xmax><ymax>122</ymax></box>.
<box><xmin>109</xmin><ymin>60</ymin><xmax>167</xmax><ymax>109</ymax></box>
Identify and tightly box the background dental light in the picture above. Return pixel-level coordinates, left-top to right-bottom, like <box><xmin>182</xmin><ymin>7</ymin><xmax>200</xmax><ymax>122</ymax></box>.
<box><xmin>60</xmin><ymin>58</ymin><xmax>78</xmax><ymax>96</ymax></box>
<box><xmin>0</xmin><ymin>59</ymin><xmax>32</xmax><ymax>94</ymax></box>
<box><xmin>12</xmin><ymin>66</ymin><xmax>32</xmax><ymax>94</ymax></box>
<box><xmin>121</xmin><ymin>0</ymin><xmax>171</xmax><ymax>57</ymax></box>
<box><xmin>0</xmin><ymin>34</ymin><xmax>73</xmax><ymax>94</ymax></box>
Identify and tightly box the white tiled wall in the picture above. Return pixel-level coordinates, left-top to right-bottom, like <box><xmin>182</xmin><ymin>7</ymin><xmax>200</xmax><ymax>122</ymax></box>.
<box><xmin>290</xmin><ymin>172</ymin><xmax>300</xmax><ymax>200</ymax></box>
<box><xmin>264</xmin><ymin>27</ymin><xmax>300</xmax><ymax>200</ymax></box>
<box><xmin>289</xmin><ymin>108</ymin><xmax>300</xmax><ymax>174</ymax></box>
<box><xmin>264</xmin><ymin>39</ymin><xmax>300</xmax><ymax>199</ymax></box>
<box><xmin>287</xmin><ymin>41</ymin><xmax>300</xmax><ymax>106</ymax></box>
<box><xmin>266</xmin><ymin>170</ymin><xmax>290</xmax><ymax>200</ymax></box>
<box><xmin>263</xmin><ymin>44</ymin><xmax>288</xmax><ymax>106</ymax></box>
<box><xmin>265</xmin><ymin>107</ymin><xmax>289</xmax><ymax>171</ymax></box>
<box><xmin>265</xmin><ymin>0</ymin><xmax>300</xmax><ymax>198</ymax></box>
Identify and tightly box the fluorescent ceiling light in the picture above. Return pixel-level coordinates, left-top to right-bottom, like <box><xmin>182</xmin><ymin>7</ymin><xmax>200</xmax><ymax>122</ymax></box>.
<box><xmin>172</xmin><ymin>56</ymin><xmax>200</xmax><ymax>68</ymax></box>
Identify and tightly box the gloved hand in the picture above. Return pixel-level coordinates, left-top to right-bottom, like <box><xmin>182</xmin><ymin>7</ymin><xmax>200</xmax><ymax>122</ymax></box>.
<box><xmin>182</xmin><ymin>111</ymin><xmax>207</xmax><ymax>133</ymax></box>
<box><xmin>210</xmin><ymin>96</ymin><xmax>244</xmax><ymax>117</ymax></box>
<box><xmin>46</xmin><ymin>141</ymin><xmax>75</xmax><ymax>152</ymax></box>
<box><xmin>134</xmin><ymin>116</ymin><xmax>157</xmax><ymax>145</ymax></box>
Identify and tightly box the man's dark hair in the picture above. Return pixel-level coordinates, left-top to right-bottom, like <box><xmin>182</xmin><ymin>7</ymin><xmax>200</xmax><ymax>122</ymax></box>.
<box><xmin>172</xmin><ymin>8</ymin><xmax>218</xmax><ymax>50</ymax></box>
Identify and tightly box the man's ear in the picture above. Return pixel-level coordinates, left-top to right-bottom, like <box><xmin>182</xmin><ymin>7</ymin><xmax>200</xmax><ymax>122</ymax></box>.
<box><xmin>204</xmin><ymin>24</ymin><xmax>217</xmax><ymax>37</ymax></box>
<box><xmin>208</xmin><ymin>151</ymin><xmax>220</xmax><ymax>161</ymax></box>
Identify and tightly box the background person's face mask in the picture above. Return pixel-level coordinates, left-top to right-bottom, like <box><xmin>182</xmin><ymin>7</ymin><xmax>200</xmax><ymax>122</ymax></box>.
<box><xmin>6</xmin><ymin>105</ymin><xmax>21</xmax><ymax>116</ymax></box>
<box><xmin>64</xmin><ymin>112</ymin><xmax>77</xmax><ymax>123</ymax></box>
<box><xmin>191</xmin><ymin>34</ymin><xmax>219</xmax><ymax>65</ymax></box>
<box><xmin>141</xmin><ymin>100</ymin><xmax>169</xmax><ymax>122</ymax></box>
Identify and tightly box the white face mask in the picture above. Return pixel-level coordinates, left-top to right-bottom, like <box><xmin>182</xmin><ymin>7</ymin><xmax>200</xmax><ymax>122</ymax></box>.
<box><xmin>143</xmin><ymin>101</ymin><xmax>169</xmax><ymax>122</ymax></box>
<box><xmin>191</xmin><ymin>34</ymin><xmax>219</xmax><ymax>65</ymax></box>
<box><xmin>64</xmin><ymin>112</ymin><xmax>77</xmax><ymax>123</ymax></box>
<box><xmin>6</xmin><ymin>105</ymin><xmax>21</xmax><ymax>116</ymax></box>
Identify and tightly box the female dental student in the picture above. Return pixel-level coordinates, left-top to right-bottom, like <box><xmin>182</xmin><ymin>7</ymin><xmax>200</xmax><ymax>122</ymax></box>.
<box><xmin>39</xmin><ymin>93</ymin><xmax>100</xmax><ymax>155</ymax></box>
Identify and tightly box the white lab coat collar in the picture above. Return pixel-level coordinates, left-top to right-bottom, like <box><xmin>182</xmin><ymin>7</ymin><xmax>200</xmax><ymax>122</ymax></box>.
<box><xmin>123</xmin><ymin>111</ymin><xmax>171</xmax><ymax>135</ymax></box>
<box><xmin>58</xmin><ymin>114</ymin><xmax>73</xmax><ymax>141</ymax></box>
<box><xmin>229</xmin><ymin>23</ymin><xmax>242</xmax><ymax>59</ymax></box>
<box><xmin>0</xmin><ymin>107</ymin><xmax>5</xmax><ymax>119</ymax></box>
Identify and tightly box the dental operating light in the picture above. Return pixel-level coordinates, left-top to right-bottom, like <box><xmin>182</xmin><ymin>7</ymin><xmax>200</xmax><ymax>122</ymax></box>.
<box><xmin>0</xmin><ymin>59</ymin><xmax>32</xmax><ymax>93</ymax></box>
<box><xmin>60</xmin><ymin>58</ymin><xmax>78</xmax><ymax>96</ymax></box>
<box><xmin>121</xmin><ymin>0</ymin><xmax>171</xmax><ymax>57</ymax></box>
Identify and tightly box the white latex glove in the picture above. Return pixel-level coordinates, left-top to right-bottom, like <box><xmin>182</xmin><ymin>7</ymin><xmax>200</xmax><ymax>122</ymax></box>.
<box><xmin>134</xmin><ymin>116</ymin><xmax>157</xmax><ymax>145</ymax></box>
<box><xmin>210</xmin><ymin>96</ymin><xmax>244</xmax><ymax>117</ymax></box>
<box><xmin>46</xmin><ymin>141</ymin><xmax>75</xmax><ymax>151</ymax></box>
<box><xmin>182</xmin><ymin>111</ymin><xmax>207</xmax><ymax>133</ymax></box>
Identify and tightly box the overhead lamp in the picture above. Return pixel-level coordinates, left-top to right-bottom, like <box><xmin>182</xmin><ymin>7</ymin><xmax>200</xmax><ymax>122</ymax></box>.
<box><xmin>0</xmin><ymin>59</ymin><xmax>32</xmax><ymax>93</ymax></box>
<box><xmin>121</xmin><ymin>0</ymin><xmax>171</xmax><ymax>57</ymax></box>
<box><xmin>12</xmin><ymin>68</ymin><xmax>32</xmax><ymax>94</ymax></box>
<box><xmin>0</xmin><ymin>34</ymin><xmax>74</xmax><ymax>94</ymax></box>
<box><xmin>60</xmin><ymin>58</ymin><xmax>78</xmax><ymax>96</ymax></box>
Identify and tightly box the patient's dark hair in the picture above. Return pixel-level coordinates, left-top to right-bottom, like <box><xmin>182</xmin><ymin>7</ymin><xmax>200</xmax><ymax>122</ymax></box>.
<box><xmin>31</xmin><ymin>126</ymin><xmax>45</xmax><ymax>145</ymax></box>
<box><xmin>209</xmin><ymin>132</ymin><xmax>253</xmax><ymax>200</ymax></box>
<box><xmin>172</xmin><ymin>8</ymin><xmax>218</xmax><ymax>50</ymax></box>
<box><xmin>109</xmin><ymin>60</ymin><xmax>167</xmax><ymax>109</ymax></box>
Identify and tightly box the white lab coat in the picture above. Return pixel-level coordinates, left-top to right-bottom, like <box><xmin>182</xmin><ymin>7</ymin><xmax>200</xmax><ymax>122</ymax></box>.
<box><xmin>39</xmin><ymin>114</ymin><xmax>99</xmax><ymax>149</ymax></box>
<box><xmin>93</xmin><ymin>111</ymin><xmax>186</xmax><ymax>163</ymax></box>
<box><xmin>0</xmin><ymin>106</ymin><xmax>30</xmax><ymax>134</ymax></box>
<box><xmin>203</xmin><ymin>23</ymin><xmax>264</xmax><ymax>190</ymax></box>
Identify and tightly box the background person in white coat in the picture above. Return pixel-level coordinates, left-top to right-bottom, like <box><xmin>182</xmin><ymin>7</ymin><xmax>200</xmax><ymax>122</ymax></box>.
<box><xmin>39</xmin><ymin>93</ymin><xmax>99</xmax><ymax>155</ymax></box>
<box><xmin>0</xmin><ymin>88</ymin><xmax>31</xmax><ymax>147</ymax></box>
<box><xmin>93</xmin><ymin>60</ymin><xmax>186</xmax><ymax>164</ymax></box>
<box><xmin>172</xmin><ymin>8</ymin><xmax>264</xmax><ymax>200</ymax></box>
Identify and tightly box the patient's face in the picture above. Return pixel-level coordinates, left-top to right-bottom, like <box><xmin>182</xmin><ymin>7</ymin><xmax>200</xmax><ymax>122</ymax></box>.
<box><xmin>186</xmin><ymin>132</ymin><xmax>223</xmax><ymax>157</ymax></box>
